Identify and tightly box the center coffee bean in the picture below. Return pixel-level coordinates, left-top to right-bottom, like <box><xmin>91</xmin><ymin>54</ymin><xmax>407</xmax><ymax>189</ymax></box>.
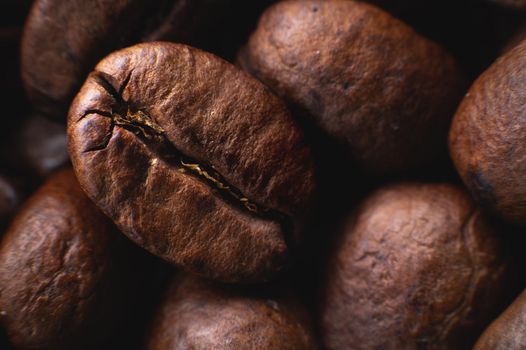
<box><xmin>68</xmin><ymin>42</ymin><xmax>317</xmax><ymax>283</ymax></box>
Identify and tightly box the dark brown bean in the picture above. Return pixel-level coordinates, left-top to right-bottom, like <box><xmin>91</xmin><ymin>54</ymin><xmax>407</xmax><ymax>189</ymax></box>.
<box><xmin>239</xmin><ymin>0</ymin><xmax>465</xmax><ymax>176</ymax></box>
<box><xmin>450</xmin><ymin>40</ymin><xmax>526</xmax><ymax>225</ymax></box>
<box><xmin>67</xmin><ymin>42</ymin><xmax>316</xmax><ymax>283</ymax></box>
<box><xmin>0</xmin><ymin>168</ymin><xmax>139</xmax><ymax>350</ymax></box>
<box><xmin>321</xmin><ymin>183</ymin><xmax>514</xmax><ymax>350</ymax></box>
<box><xmin>146</xmin><ymin>274</ymin><xmax>319</xmax><ymax>350</ymax></box>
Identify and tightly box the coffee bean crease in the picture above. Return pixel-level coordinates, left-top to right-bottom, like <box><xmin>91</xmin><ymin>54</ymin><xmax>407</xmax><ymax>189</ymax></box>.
<box><xmin>79</xmin><ymin>71</ymin><xmax>285</xmax><ymax>219</ymax></box>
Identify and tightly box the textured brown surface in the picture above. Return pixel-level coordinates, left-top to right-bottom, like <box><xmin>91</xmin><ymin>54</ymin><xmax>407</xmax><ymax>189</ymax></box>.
<box><xmin>321</xmin><ymin>183</ymin><xmax>511</xmax><ymax>350</ymax></box>
<box><xmin>450</xmin><ymin>40</ymin><xmax>526</xmax><ymax>225</ymax></box>
<box><xmin>68</xmin><ymin>42</ymin><xmax>316</xmax><ymax>283</ymax></box>
<box><xmin>475</xmin><ymin>289</ymin><xmax>526</xmax><ymax>349</ymax></box>
<box><xmin>0</xmin><ymin>168</ymin><xmax>135</xmax><ymax>350</ymax></box>
<box><xmin>21</xmin><ymin>0</ymin><xmax>234</xmax><ymax>118</ymax></box>
<box><xmin>238</xmin><ymin>0</ymin><xmax>465</xmax><ymax>175</ymax></box>
<box><xmin>146</xmin><ymin>275</ymin><xmax>319</xmax><ymax>350</ymax></box>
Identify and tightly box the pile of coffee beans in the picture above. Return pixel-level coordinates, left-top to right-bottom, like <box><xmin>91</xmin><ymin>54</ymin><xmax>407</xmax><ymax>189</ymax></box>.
<box><xmin>2</xmin><ymin>0</ymin><xmax>526</xmax><ymax>349</ymax></box>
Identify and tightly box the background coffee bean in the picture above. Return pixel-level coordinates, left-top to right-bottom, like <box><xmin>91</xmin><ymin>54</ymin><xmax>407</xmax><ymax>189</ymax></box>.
<box><xmin>321</xmin><ymin>183</ymin><xmax>517</xmax><ymax>350</ymax></box>
<box><xmin>68</xmin><ymin>42</ymin><xmax>317</xmax><ymax>283</ymax></box>
<box><xmin>0</xmin><ymin>168</ymin><xmax>143</xmax><ymax>350</ymax></box>
<box><xmin>450</xmin><ymin>39</ymin><xmax>526</xmax><ymax>225</ymax></box>
<box><xmin>146</xmin><ymin>274</ymin><xmax>319</xmax><ymax>350</ymax></box>
<box><xmin>239</xmin><ymin>0</ymin><xmax>465</xmax><ymax>177</ymax></box>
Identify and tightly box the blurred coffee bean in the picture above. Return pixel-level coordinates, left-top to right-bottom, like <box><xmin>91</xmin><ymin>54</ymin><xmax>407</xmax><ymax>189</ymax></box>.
<box><xmin>146</xmin><ymin>274</ymin><xmax>319</xmax><ymax>350</ymax></box>
<box><xmin>0</xmin><ymin>168</ymin><xmax>143</xmax><ymax>350</ymax></box>
<box><xmin>450</xmin><ymin>40</ymin><xmax>526</xmax><ymax>225</ymax></box>
<box><xmin>240</xmin><ymin>0</ymin><xmax>465</xmax><ymax>177</ymax></box>
<box><xmin>321</xmin><ymin>183</ymin><xmax>518</xmax><ymax>350</ymax></box>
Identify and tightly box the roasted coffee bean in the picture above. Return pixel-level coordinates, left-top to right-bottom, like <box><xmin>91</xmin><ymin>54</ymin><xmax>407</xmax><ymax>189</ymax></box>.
<box><xmin>21</xmin><ymin>0</ymin><xmax>239</xmax><ymax>118</ymax></box>
<box><xmin>146</xmin><ymin>274</ymin><xmax>319</xmax><ymax>350</ymax></box>
<box><xmin>321</xmin><ymin>183</ymin><xmax>514</xmax><ymax>350</ymax></box>
<box><xmin>0</xmin><ymin>168</ymin><xmax>139</xmax><ymax>350</ymax></box>
<box><xmin>239</xmin><ymin>0</ymin><xmax>465</xmax><ymax>176</ymax></box>
<box><xmin>450</xmin><ymin>40</ymin><xmax>526</xmax><ymax>225</ymax></box>
<box><xmin>68</xmin><ymin>42</ymin><xmax>316</xmax><ymax>283</ymax></box>
<box><xmin>474</xmin><ymin>288</ymin><xmax>526</xmax><ymax>349</ymax></box>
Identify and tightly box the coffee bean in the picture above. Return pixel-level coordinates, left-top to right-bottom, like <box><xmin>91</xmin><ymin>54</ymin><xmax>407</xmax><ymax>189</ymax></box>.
<box><xmin>238</xmin><ymin>0</ymin><xmax>465</xmax><ymax>176</ymax></box>
<box><xmin>146</xmin><ymin>274</ymin><xmax>319</xmax><ymax>350</ymax></box>
<box><xmin>21</xmin><ymin>0</ymin><xmax>239</xmax><ymax>119</ymax></box>
<box><xmin>67</xmin><ymin>42</ymin><xmax>316</xmax><ymax>283</ymax></box>
<box><xmin>321</xmin><ymin>183</ymin><xmax>514</xmax><ymax>350</ymax></box>
<box><xmin>0</xmin><ymin>168</ymin><xmax>140</xmax><ymax>349</ymax></box>
<box><xmin>450</xmin><ymin>40</ymin><xmax>526</xmax><ymax>225</ymax></box>
<box><xmin>474</xmin><ymin>289</ymin><xmax>526</xmax><ymax>349</ymax></box>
